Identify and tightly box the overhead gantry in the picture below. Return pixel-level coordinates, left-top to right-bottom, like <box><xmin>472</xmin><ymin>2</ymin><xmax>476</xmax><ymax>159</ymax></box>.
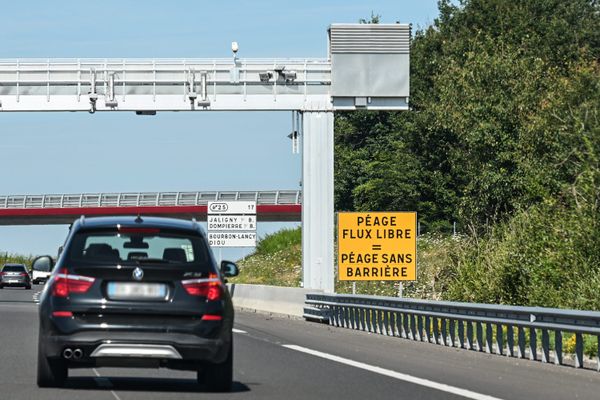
<box><xmin>0</xmin><ymin>23</ymin><xmax>411</xmax><ymax>292</ymax></box>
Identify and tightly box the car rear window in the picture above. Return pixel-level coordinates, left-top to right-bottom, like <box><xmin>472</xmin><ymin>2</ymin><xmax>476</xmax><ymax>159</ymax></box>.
<box><xmin>66</xmin><ymin>229</ymin><xmax>212</xmax><ymax>267</ymax></box>
<box><xmin>2</xmin><ymin>265</ymin><xmax>26</xmax><ymax>272</ymax></box>
<box><xmin>33</xmin><ymin>258</ymin><xmax>52</xmax><ymax>272</ymax></box>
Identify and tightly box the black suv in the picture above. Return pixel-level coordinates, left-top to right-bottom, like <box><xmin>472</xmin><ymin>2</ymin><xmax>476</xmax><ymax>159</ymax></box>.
<box><xmin>37</xmin><ymin>216</ymin><xmax>239</xmax><ymax>391</ymax></box>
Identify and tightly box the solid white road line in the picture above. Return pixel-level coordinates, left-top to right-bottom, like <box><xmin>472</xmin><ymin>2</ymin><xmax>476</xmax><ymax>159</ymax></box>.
<box><xmin>283</xmin><ymin>344</ymin><xmax>504</xmax><ymax>400</ymax></box>
<box><xmin>233</xmin><ymin>328</ymin><xmax>248</xmax><ymax>334</ymax></box>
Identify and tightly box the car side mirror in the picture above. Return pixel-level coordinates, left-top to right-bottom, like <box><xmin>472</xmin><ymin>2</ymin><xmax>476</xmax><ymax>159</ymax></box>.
<box><xmin>220</xmin><ymin>261</ymin><xmax>239</xmax><ymax>278</ymax></box>
<box><xmin>32</xmin><ymin>255</ymin><xmax>54</xmax><ymax>271</ymax></box>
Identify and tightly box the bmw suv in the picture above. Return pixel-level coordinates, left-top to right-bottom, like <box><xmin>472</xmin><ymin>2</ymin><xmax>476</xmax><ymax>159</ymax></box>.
<box><xmin>37</xmin><ymin>216</ymin><xmax>239</xmax><ymax>391</ymax></box>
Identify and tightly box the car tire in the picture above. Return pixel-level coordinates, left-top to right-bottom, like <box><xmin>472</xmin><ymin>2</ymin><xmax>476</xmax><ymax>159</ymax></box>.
<box><xmin>37</xmin><ymin>331</ymin><xmax>68</xmax><ymax>387</ymax></box>
<box><xmin>197</xmin><ymin>340</ymin><xmax>233</xmax><ymax>392</ymax></box>
<box><xmin>26</xmin><ymin>285</ymin><xmax>32</xmax><ymax>290</ymax></box>
<box><xmin>0</xmin><ymin>285</ymin><xmax>3</xmax><ymax>289</ymax></box>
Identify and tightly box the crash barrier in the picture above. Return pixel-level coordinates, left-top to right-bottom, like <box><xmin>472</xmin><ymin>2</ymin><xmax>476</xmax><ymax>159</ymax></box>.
<box><xmin>228</xmin><ymin>284</ymin><xmax>317</xmax><ymax>318</ymax></box>
<box><xmin>304</xmin><ymin>293</ymin><xmax>600</xmax><ymax>371</ymax></box>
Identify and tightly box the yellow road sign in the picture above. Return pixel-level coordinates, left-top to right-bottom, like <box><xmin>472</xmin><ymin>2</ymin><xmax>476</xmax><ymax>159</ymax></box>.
<box><xmin>338</xmin><ymin>212</ymin><xmax>417</xmax><ymax>281</ymax></box>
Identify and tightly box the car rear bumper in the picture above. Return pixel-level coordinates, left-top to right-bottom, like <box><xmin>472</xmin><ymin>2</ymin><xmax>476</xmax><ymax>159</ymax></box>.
<box><xmin>41</xmin><ymin>329</ymin><xmax>231</xmax><ymax>366</ymax></box>
<box><xmin>32</xmin><ymin>275</ymin><xmax>50</xmax><ymax>283</ymax></box>
<box><xmin>1</xmin><ymin>279</ymin><xmax>29</xmax><ymax>286</ymax></box>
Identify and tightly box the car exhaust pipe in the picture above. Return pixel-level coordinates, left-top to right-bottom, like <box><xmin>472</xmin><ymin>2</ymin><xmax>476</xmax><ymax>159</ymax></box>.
<box><xmin>73</xmin><ymin>348</ymin><xmax>83</xmax><ymax>359</ymax></box>
<box><xmin>63</xmin><ymin>348</ymin><xmax>73</xmax><ymax>359</ymax></box>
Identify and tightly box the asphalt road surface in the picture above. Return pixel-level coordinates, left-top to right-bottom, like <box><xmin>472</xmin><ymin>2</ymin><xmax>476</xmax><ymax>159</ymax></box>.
<box><xmin>0</xmin><ymin>285</ymin><xmax>598</xmax><ymax>399</ymax></box>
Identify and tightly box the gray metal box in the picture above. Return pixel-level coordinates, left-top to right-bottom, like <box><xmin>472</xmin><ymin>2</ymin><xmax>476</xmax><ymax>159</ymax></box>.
<box><xmin>329</xmin><ymin>24</ymin><xmax>410</xmax><ymax>98</ymax></box>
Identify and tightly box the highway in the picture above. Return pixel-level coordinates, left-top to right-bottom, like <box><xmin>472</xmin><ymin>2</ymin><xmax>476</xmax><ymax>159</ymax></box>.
<box><xmin>1</xmin><ymin>286</ymin><xmax>598</xmax><ymax>400</ymax></box>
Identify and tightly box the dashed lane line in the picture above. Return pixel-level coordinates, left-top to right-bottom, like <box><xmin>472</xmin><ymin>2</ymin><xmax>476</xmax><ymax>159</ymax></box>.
<box><xmin>93</xmin><ymin>368</ymin><xmax>122</xmax><ymax>400</ymax></box>
<box><xmin>32</xmin><ymin>291</ymin><xmax>42</xmax><ymax>303</ymax></box>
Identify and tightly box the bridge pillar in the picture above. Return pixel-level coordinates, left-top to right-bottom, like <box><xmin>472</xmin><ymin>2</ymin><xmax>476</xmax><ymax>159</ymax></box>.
<box><xmin>302</xmin><ymin>110</ymin><xmax>335</xmax><ymax>292</ymax></box>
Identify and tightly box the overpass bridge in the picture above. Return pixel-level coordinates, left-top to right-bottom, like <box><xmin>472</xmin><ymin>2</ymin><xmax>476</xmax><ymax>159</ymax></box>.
<box><xmin>0</xmin><ymin>190</ymin><xmax>301</xmax><ymax>225</ymax></box>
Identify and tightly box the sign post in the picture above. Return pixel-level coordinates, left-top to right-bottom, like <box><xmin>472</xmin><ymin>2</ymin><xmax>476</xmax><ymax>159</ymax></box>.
<box><xmin>207</xmin><ymin>201</ymin><xmax>257</xmax><ymax>248</ymax></box>
<box><xmin>338</xmin><ymin>212</ymin><xmax>417</xmax><ymax>292</ymax></box>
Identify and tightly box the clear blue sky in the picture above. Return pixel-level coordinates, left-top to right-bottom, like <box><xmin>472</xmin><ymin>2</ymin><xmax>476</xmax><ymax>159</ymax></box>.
<box><xmin>0</xmin><ymin>0</ymin><xmax>439</xmax><ymax>260</ymax></box>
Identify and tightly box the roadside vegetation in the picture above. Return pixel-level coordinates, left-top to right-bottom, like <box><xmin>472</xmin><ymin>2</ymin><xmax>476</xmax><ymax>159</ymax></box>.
<box><xmin>231</xmin><ymin>228</ymin><xmax>301</xmax><ymax>287</ymax></box>
<box><xmin>0</xmin><ymin>252</ymin><xmax>35</xmax><ymax>267</ymax></box>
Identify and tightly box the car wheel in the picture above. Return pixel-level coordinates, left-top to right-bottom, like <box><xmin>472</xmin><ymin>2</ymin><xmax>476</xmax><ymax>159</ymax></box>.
<box><xmin>0</xmin><ymin>285</ymin><xmax>3</xmax><ymax>289</ymax></box>
<box><xmin>37</xmin><ymin>330</ymin><xmax>68</xmax><ymax>387</ymax></box>
<box><xmin>197</xmin><ymin>340</ymin><xmax>233</xmax><ymax>392</ymax></box>
<box><xmin>26</xmin><ymin>285</ymin><xmax>32</xmax><ymax>290</ymax></box>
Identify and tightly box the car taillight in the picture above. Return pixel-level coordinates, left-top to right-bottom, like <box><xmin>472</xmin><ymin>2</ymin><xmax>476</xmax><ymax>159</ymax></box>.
<box><xmin>51</xmin><ymin>268</ymin><xmax>95</xmax><ymax>298</ymax></box>
<box><xmin>20</xmin><ymin>273</ymin><xmax>28</xmax><ymax>276</ymax></box>
<box><xmin>181</xmin><ymin>274</ymin><xmax>222</xmax><ymax>301</ymax></box>
<box><xmin>52</xmin><ymin>311</ymin><xmax>73</xmax><ymax>317</ymax></box>
<box><xmin>201</xmin><ymin>314</ymin><xmax>223</xmax><ymax>321</ymax></box>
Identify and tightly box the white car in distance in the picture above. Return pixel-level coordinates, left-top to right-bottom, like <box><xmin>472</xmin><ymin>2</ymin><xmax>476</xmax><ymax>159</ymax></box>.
<box><xmin>31</xmin><ymin>255</ymin><xmax>54</xmax><ymax>284</ymax></box>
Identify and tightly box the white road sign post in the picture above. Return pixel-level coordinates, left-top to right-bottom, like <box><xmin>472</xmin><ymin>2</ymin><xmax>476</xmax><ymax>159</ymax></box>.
<box><xmin>207</xmin><ymin>201</ymin><xmax>257</xmax><ymax>248</ymax></box>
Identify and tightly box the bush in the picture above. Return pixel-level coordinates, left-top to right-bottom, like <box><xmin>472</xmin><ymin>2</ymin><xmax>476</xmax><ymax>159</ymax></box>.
<box><xmin>0</xmin><ymin>252</ymin><xmax>35</xmax><ymax>267</ymax></box>
<box><xmin>446</xmin><ymin>199</ymin><xmax>600</xmax><ymax>309</ymax></box>
<box><xmin>231</xmin><ymin>228</ymin><xmax>301</xmax><ymax>287</ymax></box>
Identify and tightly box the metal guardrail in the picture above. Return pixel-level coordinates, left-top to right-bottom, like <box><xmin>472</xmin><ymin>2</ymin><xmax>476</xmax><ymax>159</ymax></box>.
<box><xmin>0</xmin><ymin>190</ymin><xmax>301</xmax><ymax>209</ymax></box>
<box><xmin>305</xmin><ymin>293</ymin><xmax>600</xmax><ymax>371</ymax></box>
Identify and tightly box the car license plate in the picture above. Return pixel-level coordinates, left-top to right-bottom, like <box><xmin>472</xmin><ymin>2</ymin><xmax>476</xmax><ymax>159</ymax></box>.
<box><xmin>107</xmin><ymin>282</ymin><xmax>167</xmax><ymax>300</ymax></box>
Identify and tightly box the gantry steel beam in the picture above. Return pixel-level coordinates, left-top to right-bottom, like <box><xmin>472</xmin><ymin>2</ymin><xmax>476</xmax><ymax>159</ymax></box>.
<box><xmin>0</xmin><ymin>58</ymin><xmax>333</xmax><ymax>112</ymax></box>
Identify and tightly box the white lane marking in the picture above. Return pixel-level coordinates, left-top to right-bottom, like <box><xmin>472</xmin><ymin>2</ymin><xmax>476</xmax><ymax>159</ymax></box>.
<box><xmin>283</xmin><ymin>345</ymin><xmax>504</xmax><ymax>400</ymax></box>
<box><xmin>92</xmin><ymin>368</ymin><xmax>122</xmax><ymax>400</ymax></box>
<box><xmin>32</xmin><ymin>291</ymin><xmax>42</xmax><ymax>303</ymax></box>
<box><xmin>233</xmin><ymin>328</ymin><xmax>248</xmax><ymax>334</ymax></box>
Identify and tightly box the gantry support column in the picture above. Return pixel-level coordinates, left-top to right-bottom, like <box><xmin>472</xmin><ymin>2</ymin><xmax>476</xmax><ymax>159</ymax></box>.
<box><xmin>301</xmin><ymin>110</ymin><xmax>335</xmax><ymax>292</ymax></box>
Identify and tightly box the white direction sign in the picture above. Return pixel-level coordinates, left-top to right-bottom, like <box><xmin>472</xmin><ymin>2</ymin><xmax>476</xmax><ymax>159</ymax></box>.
<box><xmin>207</xmin><ymin>215</ymin><xmax>256</xmax><ymax>231</ymax></box>
<box><xmin>208</xmin><ymin>201</ymin><xmax>256</xmax><ymax>215</ymax></box>
<box><xmin>207</xmin><ymin>201</ymin><xmax>257</xmax><ymax>248</ymax></box>
<box><xmin>208</xmin><ymin>232</ymin><xmax>257</xmax><ymax>248</ymax></box>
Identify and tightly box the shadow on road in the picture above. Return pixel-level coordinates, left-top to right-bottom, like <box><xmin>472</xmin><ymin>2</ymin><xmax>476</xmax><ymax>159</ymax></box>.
<box><xmin>65</xmin><ymin>376</ymin><xmax>252</xmax><ymax>393</ymax></box>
